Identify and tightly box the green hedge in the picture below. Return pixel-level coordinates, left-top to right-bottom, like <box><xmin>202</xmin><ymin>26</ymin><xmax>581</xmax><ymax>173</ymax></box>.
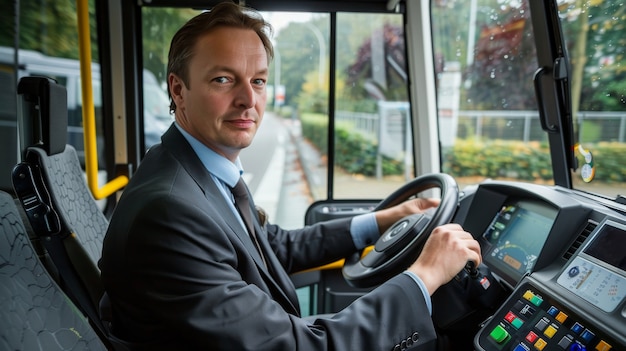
<box><xmin>300</xmin><ymin>113</ymin><xmax>626</xmax><ymax>182</ymax></box>
<box><xmin>300</xmin><ymin>113</ymin><xmax>404</xmax><ymax>176</ymax></box>
<box><xmin>442</xmin><ymin>140</ymin><xmax>553</xmax><ymax>181</ymax></box>
<box><xmin>442</xmin><ymin>140</ymin><xmax>626</xmax><ymax>183</ymax></box>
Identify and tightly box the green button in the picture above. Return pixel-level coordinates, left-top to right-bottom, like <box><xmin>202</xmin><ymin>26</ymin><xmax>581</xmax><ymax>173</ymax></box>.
<box><xmin>490</xmin><ymin>325</ymin><xmax>509</xmax><ymax>343</ymax></box>
<box><xmin>530</xmin><ymin>296</ymin><xmax>543</xmax><ymax>306</ymax></box>
<box><xmin>511</xmin><ymin>318</ymin><xmax>524</xmax><ymax>329</ymax></box>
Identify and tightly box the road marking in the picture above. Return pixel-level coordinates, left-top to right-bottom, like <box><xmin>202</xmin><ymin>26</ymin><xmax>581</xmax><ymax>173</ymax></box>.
<box><xmin>252</xmin><ymin>131</ymin><xmax>285</xmax><ymax>223</ymax></box>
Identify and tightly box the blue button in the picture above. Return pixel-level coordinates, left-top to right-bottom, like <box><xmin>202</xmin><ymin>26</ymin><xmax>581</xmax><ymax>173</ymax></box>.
<box><xmin>581</xmin><ymin>329</ymin><xmax>595</xmax><ymax>342</ymax></box>
<box><xmin>513</xmin><ymin>343</ymin><xmax>530</xmax><ymax>351</ymax></box>
<box><xmin>547</xmin><ymin>306</ymin><xmax>559</xmax><ymax>316</ymax></box>
<box><xmin>571</xmin><ymin>322</ymin><xmax>584</xmax><ymax>334</ymax></box>
<box><xmin>568</xmin><ymin>342</ymin><xmax>585</xmax><ymax>351</ymax></box>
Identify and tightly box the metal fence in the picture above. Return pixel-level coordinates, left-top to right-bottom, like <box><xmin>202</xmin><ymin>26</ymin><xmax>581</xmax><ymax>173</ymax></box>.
<box><xmin>336</xmin><ymin>109</ymin><xmax>626</xmax><ymax>144</ymax></box>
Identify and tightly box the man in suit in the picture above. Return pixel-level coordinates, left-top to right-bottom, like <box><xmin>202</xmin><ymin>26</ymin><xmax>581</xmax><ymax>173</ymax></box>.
<box><xmin>99</xmin><ymin>2</ymin><xmax>482</xmax><ymax>350</ymax></box>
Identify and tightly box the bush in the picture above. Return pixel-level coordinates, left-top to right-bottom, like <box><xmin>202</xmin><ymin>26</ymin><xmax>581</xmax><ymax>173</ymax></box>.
<box><xmin>443</xmin><ymin>139</ymin><xmax>626</xmax><ymax>183</ymax></box>
<box><xmin>300</xmin><ymin>113</ymin><xmax>404</xmax><ymax>177</ymax></box>
<box><xmin>300</xmin><ymin>114</ymin><xmax>626</xmax><ymax>183</ymax></box>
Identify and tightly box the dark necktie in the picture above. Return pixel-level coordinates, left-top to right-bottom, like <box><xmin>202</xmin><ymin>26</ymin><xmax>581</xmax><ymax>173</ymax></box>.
<box><xmin>231</xmin><ymin>178</ymin><xmax>267</xmax><ymax>267</ymax></box>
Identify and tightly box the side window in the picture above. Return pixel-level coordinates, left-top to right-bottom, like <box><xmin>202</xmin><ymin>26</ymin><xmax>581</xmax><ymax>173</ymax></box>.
<box><xmin>141</xmin><ymin>8</ymin><xmax>191</xmax><ymax>151</ymax></box>
<box><xmin>2</xmin><ymin>0</ymin><xmax>104</xmax><ymax>171</ymax></box>
<box><xmin>333</xmin><ymin>12</ymin><xmax>411</xmax><ymax>199</ymax></box>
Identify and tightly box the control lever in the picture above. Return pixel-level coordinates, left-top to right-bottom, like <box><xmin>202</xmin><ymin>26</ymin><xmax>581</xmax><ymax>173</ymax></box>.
<box><xmin>464</xmin><ymin>261</ymin><xmax>479</xmax><ymax>278</ymax></box>
<box><xmin>461</xmin><ymin>261</ymin><xmax>506</xmax><ymax>310</ymax></box>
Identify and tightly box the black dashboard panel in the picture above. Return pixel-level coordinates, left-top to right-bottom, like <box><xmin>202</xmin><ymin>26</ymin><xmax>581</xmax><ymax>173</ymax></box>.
<box><xmin>457</xmin><ymin>181</ymin><xmax>626</xmax><ymax>350</ymax></box>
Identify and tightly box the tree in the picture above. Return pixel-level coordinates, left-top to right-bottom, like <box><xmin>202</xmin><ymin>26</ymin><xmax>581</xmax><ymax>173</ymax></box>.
<box><xmin>1</xmin><ymin>0</ymin><xmax>93</xmax><ymax>60</ymax></box>
<box><xmin>141</xmin><ymin>7</ymin><xmax>198</xmax><ymax>84</ymax></box>
<box><xmin>464</xmin><ymin>0</ymin><xmax>537</xmax><ymax>110</ymax></box>
<box><xmin>570</xmin><ymin>0</ymin><xmax>626</xmax><ymax>112</ymax></box>
<box><xmin>345</xmin><ymin>23</ymin><xmax>409</xmax><ymax>104</ymax></box>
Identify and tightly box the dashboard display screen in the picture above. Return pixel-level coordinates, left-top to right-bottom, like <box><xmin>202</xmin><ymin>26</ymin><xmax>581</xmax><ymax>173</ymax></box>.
<box><xmin>483</xmin><ymin>200</ymin><xmax>556</xmax><ymax>277</ymax></box>
<box><xmin>584</xmin><ymin>220</ymin><xmax>626</xmax><ymax>272</ymax></box>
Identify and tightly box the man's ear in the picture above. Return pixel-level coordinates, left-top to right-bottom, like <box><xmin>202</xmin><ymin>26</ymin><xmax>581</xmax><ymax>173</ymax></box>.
<box><xmin>169</xmin><ymin>73</ymin><xmax>185</xmax><ymax>107</ymax></box>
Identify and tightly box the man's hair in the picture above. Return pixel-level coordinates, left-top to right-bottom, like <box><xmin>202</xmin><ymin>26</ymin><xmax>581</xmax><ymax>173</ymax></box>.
<box><xmin>167</xmin><ymin>2</ymin><xmax>274</xmax><ymax>113</ymax></box>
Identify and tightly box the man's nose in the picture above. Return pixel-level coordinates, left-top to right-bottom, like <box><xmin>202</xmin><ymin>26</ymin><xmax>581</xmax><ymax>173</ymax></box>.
<box><xmin>234</xmin><ymin>82</ymin><xmax>256</xmax><ymax>109</ymax></box>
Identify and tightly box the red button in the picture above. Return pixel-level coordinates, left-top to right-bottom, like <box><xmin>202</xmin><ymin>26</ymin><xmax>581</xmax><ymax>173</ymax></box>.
<box><xmin>526</xmin><ymin>331</ymin><xmax>538</xmax><ymax>343</ymax></box>
<box><xmin>505</xmin><ymin>311</ymin><xmax>517</xmax><ymax>323</ymax></box>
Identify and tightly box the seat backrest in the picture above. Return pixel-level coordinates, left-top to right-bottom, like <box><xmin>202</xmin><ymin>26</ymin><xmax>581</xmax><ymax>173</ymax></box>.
<box><xmin>0</xmin><ymin>190</ymin><xmax>107</xmax><ymax>350</ymax></box>
<box><xmin>11</xmin><ymin>76</ymin><xmax>110</xmax><ymax>343</ymax></box>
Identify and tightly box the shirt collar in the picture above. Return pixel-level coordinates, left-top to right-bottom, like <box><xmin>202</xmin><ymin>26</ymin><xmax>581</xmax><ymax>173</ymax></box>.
<box><xmin>174</xmin><ymin>122</ymin><xmax>243</xmax><ymax>188</ymax></box>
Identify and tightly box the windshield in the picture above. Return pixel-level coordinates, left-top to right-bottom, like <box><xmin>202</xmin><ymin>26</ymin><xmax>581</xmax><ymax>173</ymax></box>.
<box><xmin>433</xmin><ymin>0</ymin><xmax>626</xmax><ymax>199</ymax></box>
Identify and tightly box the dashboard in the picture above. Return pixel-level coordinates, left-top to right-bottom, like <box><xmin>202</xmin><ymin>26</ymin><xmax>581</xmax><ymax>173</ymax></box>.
<box><xmin>451</xmin><ymin>180</ymin><xmax>626</xmax><ymax>351</ymax></box>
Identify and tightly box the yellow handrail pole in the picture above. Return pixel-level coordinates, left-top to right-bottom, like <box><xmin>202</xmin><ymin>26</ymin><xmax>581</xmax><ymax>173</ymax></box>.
<box><xmin>76</xmin><ymin>0</ymin><xmax>128</xmax><ymax>199</ymax></box>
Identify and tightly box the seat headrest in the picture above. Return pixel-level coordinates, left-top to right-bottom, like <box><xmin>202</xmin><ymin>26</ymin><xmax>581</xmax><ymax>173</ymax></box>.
<box><xmin>17</xmin><ymin>76</ymin><xmax>68</xmax><ymax>156</ymax></box>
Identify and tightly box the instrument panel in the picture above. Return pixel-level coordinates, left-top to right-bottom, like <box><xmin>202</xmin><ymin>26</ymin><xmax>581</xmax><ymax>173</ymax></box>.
<box><xmin>455</xmin><ymin>181</ymin><xmax>626</xmax><ymax>350</ymax></box>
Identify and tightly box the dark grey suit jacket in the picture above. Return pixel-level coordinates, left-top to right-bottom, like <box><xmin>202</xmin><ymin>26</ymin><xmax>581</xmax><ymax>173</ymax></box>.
<box><xmin>99</xmin><ymin>125</ymin><xmax>437</xmax><ymax>350</ymax></box>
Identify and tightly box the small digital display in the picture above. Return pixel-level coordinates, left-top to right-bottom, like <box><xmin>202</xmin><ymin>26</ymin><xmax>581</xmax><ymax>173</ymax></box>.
<box><xmin>483</xmin><ymin>200</ymin><xmax>556</xmax><ymax>278</ymax></box>
<box><xmin>584</xmin><ymin>221</ymin><xmax>626</xmax><ymax>272</ymax></box>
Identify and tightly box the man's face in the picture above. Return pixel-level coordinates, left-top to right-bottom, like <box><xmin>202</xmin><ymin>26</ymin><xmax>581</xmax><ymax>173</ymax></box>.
<box><xmin>169</xmin><ymin>26</ymin><xmax>268</xmax><ymax>161</ymax></box>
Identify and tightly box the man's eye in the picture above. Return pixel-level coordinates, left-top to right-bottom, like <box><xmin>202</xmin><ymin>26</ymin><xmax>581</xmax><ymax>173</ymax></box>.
<box><xmin>213</xmin><ymin>77</ymin><xmax>229</xmax><ymax>83</ymax></box>
<box><xmin>253</xmin><ymin>79</ymin><xmax>266</xmax><ymax>86</ymax></box>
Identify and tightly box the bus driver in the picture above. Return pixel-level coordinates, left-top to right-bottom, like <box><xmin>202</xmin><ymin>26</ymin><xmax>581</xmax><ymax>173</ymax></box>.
<box><xmin>99</xmin><ymin>2</ymin><xmax>482</xmax><ymax>350</ymax></box>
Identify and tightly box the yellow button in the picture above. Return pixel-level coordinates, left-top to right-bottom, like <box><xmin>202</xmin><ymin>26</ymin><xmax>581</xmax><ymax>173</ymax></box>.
<box><xmin>544</xmin><ymin>325</ymin><xmax>558</xmax><ymax>339</ymax></box>
<box><xmin>534</xmin><ymin>338</ymin><xmax>548</xmax><ymax>350</ymax></box>
<box><xmin>523</xmin><ymin>290</ymin><xmax>534</xmax><ymax>301</ymax></box>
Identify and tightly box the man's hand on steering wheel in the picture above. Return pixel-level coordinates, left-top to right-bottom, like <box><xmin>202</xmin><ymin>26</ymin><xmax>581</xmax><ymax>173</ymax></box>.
<box><xmin>374</xmin><ymin>198</ymin><xmax>441</xmax><ymax>233</ymax></box>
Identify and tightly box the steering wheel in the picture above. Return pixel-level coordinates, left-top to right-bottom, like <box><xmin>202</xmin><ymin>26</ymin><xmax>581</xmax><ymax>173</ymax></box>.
<box><xmin>342</xmin><ymin>173</ymin><xmax>459</xmax><ymax>288</ymax></box>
